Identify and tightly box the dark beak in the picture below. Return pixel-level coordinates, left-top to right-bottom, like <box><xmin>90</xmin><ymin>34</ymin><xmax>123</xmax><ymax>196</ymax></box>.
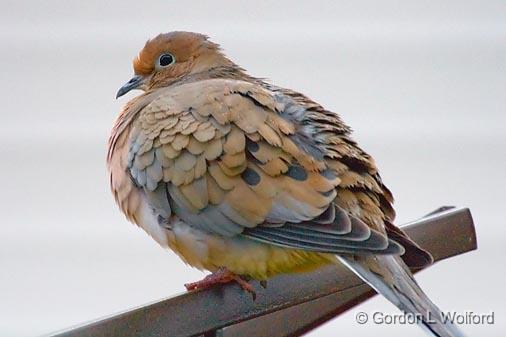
<box><xmin>116</xmin><ymin>75</ymin><xmax>143</xmax><ymax>99</ymax></box>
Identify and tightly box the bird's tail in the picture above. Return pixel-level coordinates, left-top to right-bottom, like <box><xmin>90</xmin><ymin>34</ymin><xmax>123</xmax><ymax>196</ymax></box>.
<box><xmin>338</xmin><ymin>255</ymin><xmax>465</xmax><ymax>337</ymax></box>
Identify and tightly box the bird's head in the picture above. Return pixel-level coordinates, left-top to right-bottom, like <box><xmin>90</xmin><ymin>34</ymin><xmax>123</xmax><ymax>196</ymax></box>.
<box><xmin>116</xmin><ymin>31</ymin><xmax>237</xmax><ymax>98</ymax></box>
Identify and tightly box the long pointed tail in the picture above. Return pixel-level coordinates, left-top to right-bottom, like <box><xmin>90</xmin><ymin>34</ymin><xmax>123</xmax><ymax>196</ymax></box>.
<box><xmin>338</xmin><ymin>255</ymin><xmax>465</xmax><ymax>337</ymax></box>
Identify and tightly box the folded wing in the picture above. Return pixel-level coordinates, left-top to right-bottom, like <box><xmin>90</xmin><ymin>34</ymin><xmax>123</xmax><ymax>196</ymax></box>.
<box><xmin>126</xmin><ymin>78</ymin><xmax>404</xmax><ymax>256</ymax></box>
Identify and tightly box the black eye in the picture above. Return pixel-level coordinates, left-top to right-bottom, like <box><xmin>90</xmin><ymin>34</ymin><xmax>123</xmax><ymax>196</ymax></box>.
<box><xmin>158</xmin><ymin>53</ymin><xmax>175</xmax><ymax>67</ymax></box>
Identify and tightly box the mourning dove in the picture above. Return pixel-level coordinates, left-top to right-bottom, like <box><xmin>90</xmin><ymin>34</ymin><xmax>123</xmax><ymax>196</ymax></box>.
<box><xmin>109</xmin><ymin>31</ymin><xmax>464</xmax><ymax>336</ymax></box>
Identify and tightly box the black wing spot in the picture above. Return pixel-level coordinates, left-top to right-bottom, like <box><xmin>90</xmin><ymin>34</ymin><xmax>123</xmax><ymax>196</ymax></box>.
<box><xmin>340</xmin><ymin>156</ymin><xmax>371</xmax><ymax>173</ymax></box>
<box><xmin>285</xmin><ymin>165</ymin><xmax>308</xmax><ymax>181</ymax></box>
<box><xmin>241</xmin><ymin>167</ymin><xmax>261</xmax><ymax>186</ymax></box>
<box><xmin>246</xmin><ymin>139</ymin><xmax>260</xmax><ymax>152</ymax></box>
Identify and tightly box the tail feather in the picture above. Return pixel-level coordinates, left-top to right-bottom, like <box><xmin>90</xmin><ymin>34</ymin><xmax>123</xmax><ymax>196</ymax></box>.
<box><xmin>338</xmin><ymin>255</ymin><xmax>465</xmax><ymax>337</ymax></box>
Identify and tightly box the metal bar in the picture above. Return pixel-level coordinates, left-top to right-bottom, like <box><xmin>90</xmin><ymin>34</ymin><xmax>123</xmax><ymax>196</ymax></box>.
<box><xmin>51</xmin><ymin>207</ymin><xmax>476</xmax><ymax>337</ymax></box>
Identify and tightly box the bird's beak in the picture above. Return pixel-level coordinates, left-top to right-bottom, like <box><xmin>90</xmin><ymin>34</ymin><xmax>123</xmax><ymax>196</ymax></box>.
<box><xmin>116</xmin><ymin>75</ymin><xmax>144</xmax><ymax>99</ymax></box>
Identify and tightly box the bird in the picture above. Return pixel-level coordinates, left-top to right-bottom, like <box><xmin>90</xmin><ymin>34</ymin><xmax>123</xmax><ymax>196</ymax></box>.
<box><xmin>109</xmin><ymin>31</ymin><xmax>464</xmax><ymax>336</ymax></box>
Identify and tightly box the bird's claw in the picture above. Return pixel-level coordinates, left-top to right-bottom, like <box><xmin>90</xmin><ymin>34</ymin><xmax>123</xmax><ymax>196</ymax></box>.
<box><xmin>184</xmin><ymin>267</ymin><xmax>257</xmax><ymax>300</ymax></box>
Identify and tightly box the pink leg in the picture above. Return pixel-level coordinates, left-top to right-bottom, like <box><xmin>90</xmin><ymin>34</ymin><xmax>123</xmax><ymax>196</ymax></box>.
<box><xmin>184</xmin><ymin>267</ymin><xmax>256</xmax><ymax>297</ymax></box>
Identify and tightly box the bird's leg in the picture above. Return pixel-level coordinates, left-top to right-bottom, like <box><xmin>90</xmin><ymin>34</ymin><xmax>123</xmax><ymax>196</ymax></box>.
<box><xmin>185</xmin><ymin>267</ymin><xmax>256</xmax><ymax>298</ymax></box>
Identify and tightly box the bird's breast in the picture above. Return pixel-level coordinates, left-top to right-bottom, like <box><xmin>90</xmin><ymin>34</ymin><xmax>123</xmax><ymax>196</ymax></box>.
<box><xmin>165</xmin><ymin>218</ymin><xmax>337</xmax><ymax>280</ymax></box>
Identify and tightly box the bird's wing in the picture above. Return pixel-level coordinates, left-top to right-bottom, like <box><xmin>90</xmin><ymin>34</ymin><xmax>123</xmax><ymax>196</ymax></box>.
<box><xmin>126</xmin><ymin>78</ymin><xmax>403</xmax><ymax>255</ymax></box>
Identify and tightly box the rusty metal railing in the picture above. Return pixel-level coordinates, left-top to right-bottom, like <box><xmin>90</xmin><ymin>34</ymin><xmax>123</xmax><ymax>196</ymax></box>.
<box><xmin>51</xmin><ymin>206</ymin><xmax>476</xmax><ymax>337</ymax></box>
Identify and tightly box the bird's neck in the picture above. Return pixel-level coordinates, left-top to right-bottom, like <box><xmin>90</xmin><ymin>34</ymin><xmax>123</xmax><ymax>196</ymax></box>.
<box><xmin>172</xmin><ymin>65</ymin><xmax>262</xmax><ymax>87</ymax></box>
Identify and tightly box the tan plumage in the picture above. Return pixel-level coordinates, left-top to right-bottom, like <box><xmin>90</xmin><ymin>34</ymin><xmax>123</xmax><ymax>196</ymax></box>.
<box><xmin>108</xmin><ymin>31</ymin><xmax>463</xmax><ymax>336</ymax></box>
<box><xmin>108</xmin><ymin>31</ymin><xmax>430</xmax><ymax>274</ymax></box>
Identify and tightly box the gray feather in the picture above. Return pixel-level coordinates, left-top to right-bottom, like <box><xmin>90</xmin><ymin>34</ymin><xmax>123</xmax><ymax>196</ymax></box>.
<box><xmin>242</xmin><ymin>229</ymin><xmax>401</xmax><ymax>255</ymax></box>
<box><xmin>339</xmin><ymin>255</ymin><xmax>466</xmax><ymax>337</ymax></box>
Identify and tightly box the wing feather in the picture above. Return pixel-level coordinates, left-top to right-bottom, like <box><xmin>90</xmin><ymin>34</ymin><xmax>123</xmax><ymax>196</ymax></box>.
<box><xmin>125</xmin><ymin>78</ymin><xmax>404</xmax><ymax>257</ymax></box>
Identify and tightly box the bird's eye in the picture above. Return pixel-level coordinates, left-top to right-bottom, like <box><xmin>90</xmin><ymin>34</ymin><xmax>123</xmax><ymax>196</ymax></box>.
<box><xmin>157</xmin><ymin>53</ymin><xmax>176</xmax><ymax>68</ymax></box>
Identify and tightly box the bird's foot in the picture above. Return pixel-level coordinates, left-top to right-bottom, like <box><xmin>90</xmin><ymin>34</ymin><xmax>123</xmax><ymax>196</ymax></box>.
<box><xmin>185</xmin><ymin>267</ymin><xmax>256</xmax><ymax>299</ymax></box>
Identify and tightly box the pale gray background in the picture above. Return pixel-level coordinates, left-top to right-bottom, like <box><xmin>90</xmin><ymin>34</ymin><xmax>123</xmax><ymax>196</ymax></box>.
<box><xmin>1</xmin><ymin>1</ymin><xmax>505</xmax><ymax>336</ymax></box>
